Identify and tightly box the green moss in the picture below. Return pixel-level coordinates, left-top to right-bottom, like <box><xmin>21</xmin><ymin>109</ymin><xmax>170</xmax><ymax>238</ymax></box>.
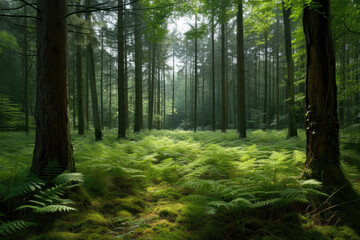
<box><xmin>74</xmin><ymin>212</ymin><xmax>109</xmax><ymax>229</ymax></box>
<box><xmin>150</xmin><ymin>187</ymin><xmax>182</xmax><ymax>201</ymax></box>
<box><xmin>84</xmin><ymin>171</ymin><xmax>111</xmax><ymax>197</ymax></box>
<box><xmin>154</xmin><ymin>203</ymin><xmax>183</xmax><ymax>222</ymax></box>
<box><xmin>103</xmin><ymin>196</ymin><xmax>146</xmax><ymax>214</ymax></box>
<box><xmin>115</xmin><ymin>210</ymin><xmax>133</xmax><ymax>218</ymax></box>
<box><xmin>30</xmin><ymin>232</ymin><xmax>80</xmax><ymax>240</ymax></box>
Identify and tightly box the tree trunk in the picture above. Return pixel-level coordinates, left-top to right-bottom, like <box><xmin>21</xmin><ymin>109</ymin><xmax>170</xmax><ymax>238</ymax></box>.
<box><xmin>118</xmin><ymin>0</ymin><xmax>126</xmax><ymax>138</ymax></box>
<box><xmin>237</xmin><ymin>0</ymin><xmax>246</xmax><ymax>138</ymax></box>
<box><xmin>72</xmin><ymin>52</ymin><xmax>76</xmax><ymax>130</ymax></box>
<box><xmin>276</xmin><ymin>11</ymin><xmax>280</xmax><ymax>130</ymax></box>
<box><xmin>172</xmin><ymin>46</ymin><xmax>175</xmax><ymax>131</ymax></box>
<box><xmin>303</xmin><ymin>0</ymin><xmax>354</xmax><ymax>193</ymax></box>
<box><xmin>23</xmin><ymin>6</ymin><xmax>29</xmax><ymax>133</ymax></box>
<box><xmin>133</xmin><ymin>1</ymin><xmax>143</xmax><ymax>132</ymax></box>
<box><xmin>263</xmin><ymin>33</ymin><xmax>268</xmax><ymax>128</ymax></box>
<box><xmin>283</xmin><ymin>1</ymin><xmax>297</xmax><ymax>137</ymax></box>
<box><xmin>185</xmin><ymin>64</ymin><xmax>188</xmax><ymax>130</ymax></box>
<box><xmin>100</xmin><ymin>29</ymin><xmax>104</xmax><ymax>130</ymax></box>
<box><xmin>221</xmin><ymin>22</ymin><xmax>226</xmax><ymax>133</ymax></box>
<box><xmin>86</xmin><ymin>56</ymin><xmax>89</xmax><ymax>130</ymax></box>
<box><xmin>211</xmin><ymin>15</ymin><xmax>216</xmax><ymax>131</ymax></box>
<box><xmin>76</xmin><ymin>45</ymin><xmax>85</xmax><ymax>135</ymax></box>
<box><xmin>109</xmin><ymin>50</ymin><xmax>112</xmax><ymax>130</ymax></box>
<box><xmin>194</xmin><ymin>14</ymin><xmax>198</xmax><ymax>133</ymax></box>
<box><xmin>31</xmin><ymin>0</ymin><xmax>75</xmax><ymax>175</ymax></box>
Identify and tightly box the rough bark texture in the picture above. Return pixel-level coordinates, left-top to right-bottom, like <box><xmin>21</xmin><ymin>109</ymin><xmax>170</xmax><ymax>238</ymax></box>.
<box><xmin>31</xmin><ymin>0</ymin><xmax>75</xmax><ymax>175</ymax></box>
<box><xmin>263</xmin><ymin>33</ymin><xmax>268</xmax><ymax>128</ymax></box>
<box><xmin>118</xmin><ymin>0</ymin><xmax>126</xmax><ymax>138</ymax></box>
<box><xmin>23</xmin><ymin>6</ymin><xmax>29</xmax><ymax>133</ymax></box>
<box><xmin>283</xmin><ymin>2</ymin><xmax>297</xmax><ymax>138</ymax></box>
<box><xmin>303</xmin><ymin>0</ymin><xmax>353</xmax><ymax>192</ymax></box>
<box><xmin>237</xmin><ymin>0</ymin><xmax>246</xmax><ymax>138</ymax></box>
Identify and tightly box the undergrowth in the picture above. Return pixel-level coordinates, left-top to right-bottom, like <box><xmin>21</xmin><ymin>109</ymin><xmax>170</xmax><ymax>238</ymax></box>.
<box><xmin>0</xmin><ymin>129</ymin><xmax>359</xmax><ymax>240</ymax></box>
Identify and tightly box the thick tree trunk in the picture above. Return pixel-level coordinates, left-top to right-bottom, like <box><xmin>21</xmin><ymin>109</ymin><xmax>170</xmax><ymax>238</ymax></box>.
<box><xmin>303</xmin><ymin>0</ymin><xmax>354</xmax><ymax>193</ymax></box>
<box><xmin>133</xmin><ymin>1</ymin><xmax>143</xmax><ymax>132</ymax></box>
<box><xmin>31</xmin><ymin>0</ymin><xmax>75</xmax><ymax>175</ymax></box>
<box><xmin>237</xmin><ymin>0</ymin><xmax>246</xmax><ymax>138</ymax></box>
<box><xmin>118</xmin><ymin>0</ymin><xmax>126</xmax><ymax>138</ymax></box>
<box><xmin>283</xmin><ymin>1</ymin><xmax>297</xmax><ymax>137</ymax></box>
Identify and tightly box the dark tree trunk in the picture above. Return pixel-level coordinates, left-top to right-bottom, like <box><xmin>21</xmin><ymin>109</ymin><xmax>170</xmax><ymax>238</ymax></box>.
<box><xmin>76</xmin><ymin>45</ymin><xmax>84</xmax><ymax>135</ymax></box>
<box><xmin>276</xmin><ymin>11</ymin><xmax>280</xmax><ymax>130</ymax></box>
<box><xmin>72</xmin><ymin>52</ymin><xmax>76</xmax><ymax>130</ymax></box>
<box><xmin>31</xmin><ymin>0</ymin><xmax>75</xmax><ymax>175</ymax></box>
<box><xmin>118</xmin><ymin>0</ymin><xmax>126</xmax><ymax>138</ymax></box>
<box><xmin>86</xmin><ymin>57</ymin><xmax>89</xmax><ymax>130</ymax></box>
<box><xmin>282</xmin><ymin>1</ymin><xmax>297</xmax><ymax>138</ymax></box>
<box><xmin>237</xmin><ymin>0</ymin><xmax>246</xmax><ymax>138</ymax></box>
<box><xmin>221</xmin><ymin>22</ymin><xmax>226</xmax><ymax>133</ymax></box>
<box><xmin>100</xmin><ymin>29</ymin><xmax>104</xmax><ymax>130</ymax></box>
<box><xmin>133</xmin><ymin>1</ymin><xmax>143</xmax><ymax>132</ymax></box>
<box><xmin>303</xmin><ymin>0</ymin><xmax>354</xmax><ymax>193</ymax></box>
<box><xmin>211</xmin><ymin>15</ymin><xmax>216</xmax><ymax>131</ymax></box>
<box><xmin>147</xmin><ymin>43</ymin><xmax>153</xmax><ymax>130</ymax></box>
<box><xmin>109</xmin><ymin>51</ymin><xmax>112</xmax><ymax>130</ymax></box>
<box><xmin>263</xmin><ymin>33</ymin><xmax>268</xmax><ymax>128</ymax></box>
<box><xmin>23</xmin><ymin>6</ymin><xmax>29</xmax><ymax>133</ymax></box>
<box><xmin>185</xmin><ymin>64</ymin><xmax>188</xmax><ymax>130</ymax></box>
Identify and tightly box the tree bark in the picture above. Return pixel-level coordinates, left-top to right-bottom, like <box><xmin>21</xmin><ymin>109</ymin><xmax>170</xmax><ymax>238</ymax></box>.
<box><xmin>237</xmin><ymin>0</ymin><xmax>246</xmax><ymax>138</ymax></box>
<box><xmin>133</xmin><ymin>1</ymin><xmax>143</xmax><ymax>132</ymax></box>
<box><xmin>211</xmin><ymin>15</ymin><xmax>216</xmax><ymax>131</ymax></box>
<box><xmin>76</xmin><ymin>45</ymin><xmax>84</xmax><ymax>135</ymax></box>
<box><xmin>23</xmin><ymin>6</ymin><xmax>29</xmax><ymax>133</ymax></box>
<box><xmin>118</xmin><ymin>0</ymin><xmax>126</xmax><ymax>138</ymax></box>
<box><xmin>263</xmin><ymin>33</ymin><xmax>268</xmax><ymax>128</ymax></box>
<box><xmin>283</xmin><ymin>1</ymin><xmax>297</xmax><ymax>137</ymax></box>
<box><xmin>221</xmin><ymin>22</ymin><xmax>226</xmax><ymax>133</ymax></box>
<box><xmin>31</xmin><ymin>0</ymin><xmax>75</xmax><ymax>175</ymax></box>
<box><xmin>194</xmin><ymin>14</ymin><xmax>198</xmax><ymax>133</ymax></box>
<box><xmin>303</xmin><ymin>0</ymin><xmax>354</xmax><ymax>193</ymax></box>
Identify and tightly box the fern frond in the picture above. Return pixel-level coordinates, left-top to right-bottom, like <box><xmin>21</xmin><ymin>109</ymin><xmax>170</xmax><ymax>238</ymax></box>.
<box><xmin>229</xmin><ymin>198</ymin><xmax>254</xmax><ymax>209</ymax></box>
<box><xmin>54</xmin><ymin>173</ymin><xmax>84</xmax><ymax>184</ymax></box>
<box><xmin>0</xmin><ymin>220</ymin><xmax>35</xmax><ymax>235</ymax></box>
<box><xmin>33</xmin><ymin>205</ymin><xmax>77</xmax><ymax>213</ymax></box>
<box><xmin>4</xmin><ymin>181</ymin><xmax>44</xmax><ymax>200</ymax></box>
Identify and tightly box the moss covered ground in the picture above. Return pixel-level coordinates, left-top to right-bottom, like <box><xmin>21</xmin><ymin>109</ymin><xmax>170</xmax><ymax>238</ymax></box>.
<box><xmin>1</xmin><ymin>129</ymin><xmax>360</xmax><ymax>240</ymax></box>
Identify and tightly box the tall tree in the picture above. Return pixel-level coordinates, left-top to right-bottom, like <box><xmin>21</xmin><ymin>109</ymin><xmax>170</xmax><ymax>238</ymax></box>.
<box><xmin>31</xmin><ymin>0</ymin><xmax>75</xmax><ymax>174</ymax></box>
<box><xmin>303</xmin><ymin>0</ymin><xmax>354</xmax><ymax>194</ymax></box>
<box><xmin>133</xmin><ymin>1</ymin><xmax>143</xmax><ymax>132</ymax></box>
<box><xmin>194</xmin><ymin>13</ymin><xmax>198</xmax><ymax>133</ymax></box>
<box><xmin>85</xmin><ymin>0</ymin><xmax>102</xmax><ymax>141</ymax></box>
<box><xmin>118</xmin><ymin>0</ymin><xmax>126</xmax><ymax>138</ymax></box>
<box><xmin>237</xmin><ymin>0</ymin><xmax>246</xmax><ymax>138</ymax></box>
<box><xmin>282</xmin><ymin>1</ymin><xmax>297</xmax><ymax>138</ymax></box>
<box><xmin>23</xmin><ymin>6</ymin><xmax>29</xmax><ymax>133</ymax></box>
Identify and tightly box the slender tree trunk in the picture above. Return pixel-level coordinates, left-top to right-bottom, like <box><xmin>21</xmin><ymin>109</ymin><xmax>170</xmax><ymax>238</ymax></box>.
<box><xmin>263</xmin><ymin>33</ymin><xmax>268</xmax><ymax>128</ymax></box>
<box><xmin>185</xmin><ymin>64</ymin><xmax>188</xmax><ymax>130</ymax></box>
<box><xmin>157</xmin><ymin>46</ymin><xmax>161</xmax><ymax>129</ymax></box>
<box><xmin>237</xmin><ymin>0</ymin><xmax>246</xmax><ymax>138</ymax></box>
<box><xmin>86</xmin><ymin>57</ymin><xmax>89</xmax><ymax>130</ymax></box>
<box><xmin>76</xmin><ymin>45</ymin><xmax>84</xmax><ymax>135</ymax></box>
<box><xmin>133</xmin><ymin>1</ymin><xmax>143</xmax><ymax>132</ymax></box>
<box><xmin>118</xmin><ymin>0</ymin><xmax>126</xmax><ymax>138</ymax></box>
<box><xmin>72</xmin><ymin>52</ymin><xmax>76</xmax><ymax>130</ymax></box>
<box><xmin>148</xmin><ymin>43</ymin><xmax>155</xmax><ymax>130</ymax></box>
<box><xmin>211</xmin><ymin>15</ymin><xmax>216</xmax><ymax>131</ymax></box>
<box><xmin>194</xmin><ymin>14</ymin><xmax>198</xmax><ymax>133</ymax></box>
<box><xmin>339</xmin><ymin>34</ymin><xmax>346</xmax><ymax>127</ymax></box>
<box><xmin>86</xmin><ymin>0</ymin><xmax>102</xmax><ymax>140</ymax></box>
<box><xmin>31</xmin><ymin>0</ymin><xmax>75</xmax><ymax>174</ymax></box>
<box><xmin>109</xmin><ymin>50</ymin><xmax>112</xmax><ymax>130</ymax></box>
<box><xmin>124</xmin><ymin>32</ymin><xmax>129</xmax><ymax>129</ymax></box>
<box><xmin>283</xmin><ymin>1</ymin><xmax>297</xmax><ymax>137</ymax></box>
<box><xmin>221</xmin><ymin>22</ymin><xmax>226</xmax><ymax>133</ymax></box>
<box><xmin>303</xmin><ymin>0</ymin><xmax>354</xmax><ymax>194</ymax></box>
<box><xmin>276</xmin><ymin>11</ymin><xmax>280</xmax><ymax>130</ymax></box>
<box><xmin>172</xmin><ymin>46</ymin><xmax>175</xmax><ymax>131</ymax></box>
<box><xmin>23</xmin><ymin>6</ymin><xmax>29</xmax><ymax>133</ymax></box>
<box><xmin>100</xmin><ymin>29</ymin><xmax>104</xmax><ymax>130</ymax></box>
<box><xmin>163</xmin><ymin>62</ymin><xmax>166</xmax><ymax>129</ymax></box>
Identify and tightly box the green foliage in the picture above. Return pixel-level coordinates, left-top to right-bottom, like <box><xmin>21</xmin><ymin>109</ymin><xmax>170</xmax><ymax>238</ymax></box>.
<box><xmin>0</xmin><ymin>220</ymin><xmax>35</xmax><ymax>236</ymax></box>
<box><xmin>0</xmin><ymin>94</ymin><xmax>24</xmax><ymax>131</ymax></box>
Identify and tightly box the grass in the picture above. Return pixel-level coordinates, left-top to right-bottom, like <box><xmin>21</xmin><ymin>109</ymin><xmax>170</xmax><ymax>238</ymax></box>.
<box><xmin>1</xmin><ymin>129</ymin><xmax>360</xmax><ymax>240</ymax></box>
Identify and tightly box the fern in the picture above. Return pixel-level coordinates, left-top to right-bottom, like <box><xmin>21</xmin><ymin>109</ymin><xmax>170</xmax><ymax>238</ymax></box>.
<box><xmin>54</xmin><ymin>172</ymin><xmax>84</xmax><ymax>184</ymax></box>
<box><xmin>0</xmin><ymin>220</ymin><xmax>35</xmax><ymax>236</ymax></box>
<box><xmin>3</xmin><ymin>180</ymin><xmax>44</xmax><ymax>201</ymax></box>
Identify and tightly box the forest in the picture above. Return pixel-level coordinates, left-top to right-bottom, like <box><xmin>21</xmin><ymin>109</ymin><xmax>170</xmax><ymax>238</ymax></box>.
<box><xmin>0</xmin><ymin>0</ymin><xmax>360</xmax><ymax>239</ymax></box>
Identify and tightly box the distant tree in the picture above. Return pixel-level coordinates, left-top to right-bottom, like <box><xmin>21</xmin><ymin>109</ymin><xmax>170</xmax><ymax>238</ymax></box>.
<box><xmin>31</xmin><ymin>0</ymin><xmax>75</xmax><ymax>174</ymax></box>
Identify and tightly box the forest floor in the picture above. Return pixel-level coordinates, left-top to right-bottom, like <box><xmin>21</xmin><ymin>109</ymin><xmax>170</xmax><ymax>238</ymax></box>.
<box><xmin>1</xmin><ymin>129</ymin><xmax>360</xmax><ymax>240</ymax></box>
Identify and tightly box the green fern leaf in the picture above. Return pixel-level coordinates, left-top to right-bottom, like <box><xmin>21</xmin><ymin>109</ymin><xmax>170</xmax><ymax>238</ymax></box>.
<box><xmin>0</xmin><ymin>220</ymin><xmax>35</xmax><ymax>235</ymax></box>
<box><xmin>33</xmin><ymin>205</ymin><xmax>77</xmax><ymax>213</ymax></box>
<box><xmin>54</xmin><ymin>173</ymin><xmax>84</xmax><ymax>184</ymax></box>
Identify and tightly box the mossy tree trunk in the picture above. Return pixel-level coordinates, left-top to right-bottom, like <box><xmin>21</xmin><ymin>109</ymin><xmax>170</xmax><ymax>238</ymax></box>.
<box><xmin>303</xmin><ymin>0</ymin><xmax>355</xmax><ymax>194</ymax></box>
<box><xmin>31</xmin><ymin>0</ymin><xmax>75</xmax><ymax>175</ymax></box>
